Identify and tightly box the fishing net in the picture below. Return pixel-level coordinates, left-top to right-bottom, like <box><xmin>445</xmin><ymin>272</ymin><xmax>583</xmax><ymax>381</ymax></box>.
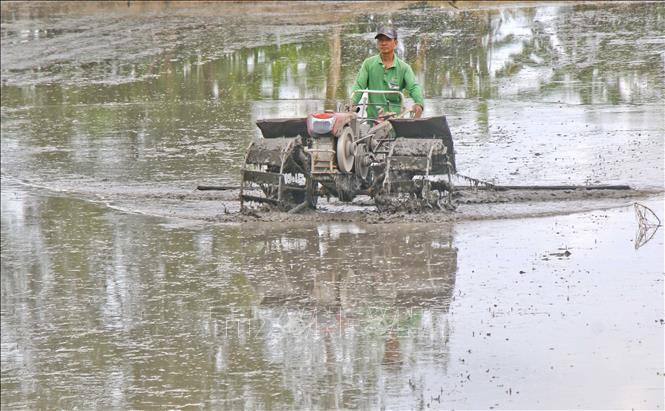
<box><xmin>633</xmin><ymin>202</ymin><xmax>662</xmax><ymax>249</ymax></box>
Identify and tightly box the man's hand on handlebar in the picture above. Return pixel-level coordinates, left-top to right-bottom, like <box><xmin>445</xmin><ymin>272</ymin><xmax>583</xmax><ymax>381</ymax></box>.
<box><xmin>411</xmin><ymin>104</ymin><xmax>423</xmax><ymax>119</ymax></box>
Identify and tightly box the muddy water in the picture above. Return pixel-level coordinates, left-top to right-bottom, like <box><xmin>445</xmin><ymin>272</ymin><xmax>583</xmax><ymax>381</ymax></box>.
<box><xmin>1</xmin><ymin>1</ymin><xmax>664</xmax><ymax>409</ymax></box>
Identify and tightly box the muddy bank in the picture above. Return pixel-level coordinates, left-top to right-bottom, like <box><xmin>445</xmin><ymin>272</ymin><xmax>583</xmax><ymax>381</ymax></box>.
<box><xmin>0</xmin><ymin>0</ymin><xmax>412</xmax><ymax>86</ymax></box>
<box><xmin>11</xmin><ymin>177</ymin><xmax>658</xmax><ymax>224</ymax></box>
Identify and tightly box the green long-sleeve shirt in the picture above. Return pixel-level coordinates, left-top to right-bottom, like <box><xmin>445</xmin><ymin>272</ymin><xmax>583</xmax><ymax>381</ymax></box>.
<box><xmin>351</xmin><ymin>54</ymin><xmax>424</xmax><ymax>118</ymax></box>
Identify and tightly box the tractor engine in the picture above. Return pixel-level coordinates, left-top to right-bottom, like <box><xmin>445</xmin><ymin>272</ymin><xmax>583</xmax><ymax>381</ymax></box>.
<box><xmin>306</xmin><ymin>111</ymin><xmax>357</xmax><ymax>174</ymax></box>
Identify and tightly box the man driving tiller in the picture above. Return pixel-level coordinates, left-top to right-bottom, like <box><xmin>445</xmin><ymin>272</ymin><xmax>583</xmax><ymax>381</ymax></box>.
<box><xmin>351</xmin><ymin>27</ymin><xmax>425</xmax><ymax>119</ymax></box>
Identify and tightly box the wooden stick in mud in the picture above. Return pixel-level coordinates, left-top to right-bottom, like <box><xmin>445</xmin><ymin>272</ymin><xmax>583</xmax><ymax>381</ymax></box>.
<box><xmin>454</xmin><ymin>184</ymin><xmax>632</xmax><ymax>191</ymax></box>
<box><xmin>288</xmin><ymin>201</ymin><xmax>310</xmax><ymax>214</ymax></box>
<box><xmin>196</xmin><ymin>185</ymin><xmax>240</xmax><ymax>191</ymax></box>
<box><xmin>491</xmin><ymin>185</ymin><xmax>632</xmax><ymax>191</ymax></box>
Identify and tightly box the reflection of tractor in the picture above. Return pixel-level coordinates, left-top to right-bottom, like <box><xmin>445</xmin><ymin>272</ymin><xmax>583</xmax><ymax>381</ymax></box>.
<box><xmin>241</xmin><ymin>223</ymin><xmax>458</xmax><ymax>309</ymax></box>
<box><xmin>240</xmin><ymin>90</ymin><xmax>456</xmax><ymax>212</ymax></box>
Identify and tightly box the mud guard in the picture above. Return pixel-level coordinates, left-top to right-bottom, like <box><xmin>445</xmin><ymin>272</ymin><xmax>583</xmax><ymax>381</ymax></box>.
<box><xmin>256</xmin><ymin>118</ymin><xmax>309</xmax><ymax>139</ymax></box>
<box><xmin>388</xmin><ymin>116</ymin><xmax>456</xmax><ymax>173</ymax></box>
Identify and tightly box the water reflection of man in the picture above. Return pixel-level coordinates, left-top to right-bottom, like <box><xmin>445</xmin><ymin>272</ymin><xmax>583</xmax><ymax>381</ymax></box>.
<box><xmin>351</xmin><ymin>27</ymin><xmax>424</xmax><ymax>119</ymax></box>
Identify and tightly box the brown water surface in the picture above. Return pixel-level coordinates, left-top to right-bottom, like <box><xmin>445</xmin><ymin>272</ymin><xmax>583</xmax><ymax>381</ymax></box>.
<box><xmin>1</xmin><ymin>1</ymin><xmax>663</xmax><ymax>409</ymax></box>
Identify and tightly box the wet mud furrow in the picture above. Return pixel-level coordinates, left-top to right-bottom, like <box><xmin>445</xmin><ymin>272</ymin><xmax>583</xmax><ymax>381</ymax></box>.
<box><xmin>17</xmin><ymin>178</ymin><xmax>657</xmax><ymax>223</ymax></box>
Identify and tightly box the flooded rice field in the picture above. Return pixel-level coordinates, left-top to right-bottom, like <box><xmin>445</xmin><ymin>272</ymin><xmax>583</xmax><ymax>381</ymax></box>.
<box><xmin>1</xmin><ymin>1</ymin><xmax>664</xmax><ymax>409</ymax></box>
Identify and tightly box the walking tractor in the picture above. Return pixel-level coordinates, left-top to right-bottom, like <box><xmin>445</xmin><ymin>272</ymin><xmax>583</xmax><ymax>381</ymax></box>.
<box><xmin>239</xmin><ymin>90</ymin><xmax>457</xmax><ymax>213</ymax></box>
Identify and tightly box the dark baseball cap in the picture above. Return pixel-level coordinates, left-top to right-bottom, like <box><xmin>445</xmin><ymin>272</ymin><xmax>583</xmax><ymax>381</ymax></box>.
<box><xmin>375</xmin><ymin>27</ymin><xmax>397</xmax><ymax>40</ymax></box>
